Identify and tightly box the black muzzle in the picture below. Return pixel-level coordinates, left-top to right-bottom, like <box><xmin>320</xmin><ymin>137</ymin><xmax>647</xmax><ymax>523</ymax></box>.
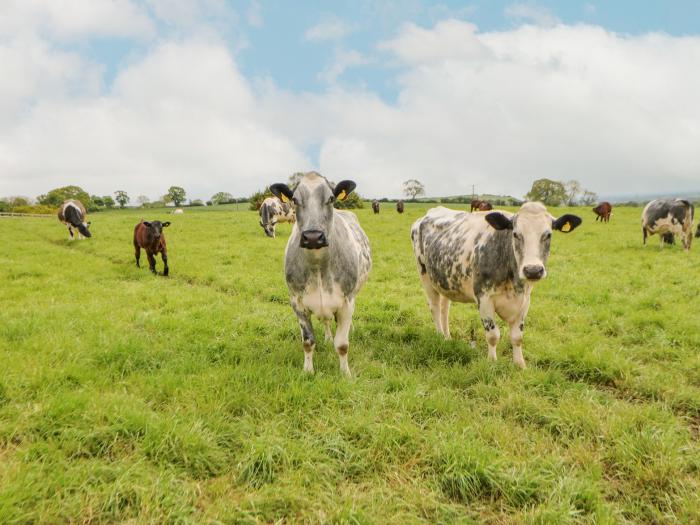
<box><xmin>300</xmin><ymin>229</ymin><xmax>328</xmax><ymax>249</ymax></box>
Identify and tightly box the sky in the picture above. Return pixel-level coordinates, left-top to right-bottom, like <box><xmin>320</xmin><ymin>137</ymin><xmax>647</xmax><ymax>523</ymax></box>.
<box><xmin>1</xmin><ymin>0</ymin><xmax>700</xmax><ymax>202</ymax></box>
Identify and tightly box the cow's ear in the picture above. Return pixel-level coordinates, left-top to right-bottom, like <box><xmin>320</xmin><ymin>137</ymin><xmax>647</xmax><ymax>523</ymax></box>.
<box><xmin>485</xmin><ymin>212</ymin><xmax>513</xmax><ymax>230</ymax></box>
<box><xmin>334</xmin><ymin>180</ymin><xmax>356</xmax><ymax>201</ymax></box>
<box><xmin>270</xmin><ymin>183</ymin><xmax>294</xmax><ymax>204</ymax></box>
<box><xmin>162</xmin><ymin>222</ymin><xmax>171</xmax><ymax>228</ymax></box>
<box><xmin>143</xmin><ymin>221</ymin><xmax>151</xmax><ymax>228</ymax></box>
<box><xmin>553</xmin><ymin>214</ymin><xmax>582</xmax><ymax>233</ymax></box>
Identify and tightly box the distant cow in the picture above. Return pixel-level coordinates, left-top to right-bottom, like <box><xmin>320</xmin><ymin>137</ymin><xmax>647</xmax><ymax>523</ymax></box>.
<box><xmin>173</xmin><ymin>208</ymin><xmax>184</xmax><ymax>215</ymax></box>
<box><xmin>58</xmin><ymin>199</ymin><xmax>91</xmax><ymax>239</ymax></box>
<box><xmin>470</xmin><ymin>199</ymin><xmax>482</xmax><ymax>212</ymax></box>
<box><xmin>696</xmin><ymin>223</ymin><xmax>700</xmax><ymax>238</ymax></box>
<box><xmin>270</xmin><ymin>172</ymin><xmax>371</xmax><ymax>376</ymax></box>
<box><xmin>477</xmin><ymin>201</ymin><xmax>493</xmax><ymax>211</ymax></box>
<box><xmin>134</xmin><ymin>220</ymin><xmax>170</xmax><ymax>276</ymax></box>
<box><xmin>411</xmin><ymin>202</ymin><xmax>581</xmax><ymax>368</ymax></box>
<box><xmin>642</xmin><ymin>199</ymin><xmax>694</xmax><ymax>251</ymax></box>
<box><xmin>259</xmin><ymin>197</ymin><xmax>295</xmax><ymax>238</ymax></box>
<box><xmin>593</xmin><ymin>202</ymin><xmax>612</xmax><ymax>222</ymax></box>
<box><xmin>396</xmin><ymin>200</ymin><xmax>405</xmax><ymax>213</ymax></box>
<box><xmin>372</xmin><ymin>200</ymin><xmax>380</xmax><ymax>214</ymax></box>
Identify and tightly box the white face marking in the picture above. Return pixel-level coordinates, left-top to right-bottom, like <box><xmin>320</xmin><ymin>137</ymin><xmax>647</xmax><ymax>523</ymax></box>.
<box><xmin>512</xmin><ymin>202</ymin><xmax>552</xmax><ymax>280</ymax></box>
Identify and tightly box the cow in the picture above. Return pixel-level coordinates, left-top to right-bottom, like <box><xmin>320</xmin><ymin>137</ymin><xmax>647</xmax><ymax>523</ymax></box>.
<box><xmin>58</xmin><ymin>199</ymin><xmax>91</xmax><ymax>239</ymax></box>
<box><xmin>641</xmin><ymin>199</ymin><xmax>694</xmax><ymax>251</ymax></box>
<box><xmin>696</xmin><ymin>223</ymin><xmax>700</xmax><ymax>238</ymax></box>
<box><xmin>259</xmin><ymin>196</ymin><xmax>295</xmax><ymax>238</ymax></box>
<box><xmin>592</xmin><ymin>202</ymin><xmax>612</xmax><ymax>222</ymax></box>
<box><xmin>270</xmin><ymin>172</ymin><xmax>371</xmax><ymax>376</ymax></box>
<box><xmin>173</xmin><ymin>208</ymin><xmax>184</xmax><ymax>215</ymax></box>
<box><xmin>411</xmin><ymin>202</ymin><xmax>582</xmax><ymax>369</ymax></box>
<box><xmin>396</xmin><ymin>200</ymin><xmax>405</xmax><ymax>214</ymax></box>
<box><xmin>477</xmin><ymin>201</ymin><xmax>493</xmax><ymax>211</ymax></box>
<box><xmin>470</xmin><ymin>199</ymin><xmax>482</xmax><ymax>212</ymax></box>
<box><xmin>134</xmin><ymin>220</ymin><xmax>170</xmax><ymax>276</ymax></box>
<box><xmin>372</xmin><ymin>200</ymin><xmax>380</xmax><ymax>214</ymax></box>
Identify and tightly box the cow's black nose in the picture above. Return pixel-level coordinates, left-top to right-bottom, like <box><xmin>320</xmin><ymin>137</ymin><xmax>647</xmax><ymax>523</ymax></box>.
<box><xmin>523</xmin><ymin>265</ymin><xmax>545</xmax><ymax>280</ymax></box>
<box><xmin>300</xmin><ymin>230</ymin><xmax>328</xmax><ymax>249</ymax></box>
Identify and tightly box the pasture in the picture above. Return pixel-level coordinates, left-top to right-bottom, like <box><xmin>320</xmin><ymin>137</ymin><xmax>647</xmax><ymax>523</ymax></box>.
<box><xmin>1</xmin><ymin>204</ymin><xmax>699</xmax><ymax>524</ymax></box>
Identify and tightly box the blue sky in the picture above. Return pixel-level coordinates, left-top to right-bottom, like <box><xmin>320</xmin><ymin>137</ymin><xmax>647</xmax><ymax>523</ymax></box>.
<box><xmin>2</xmin><ymin>1</ymin><xmax>700</xmax><ymax>200</ymax></box>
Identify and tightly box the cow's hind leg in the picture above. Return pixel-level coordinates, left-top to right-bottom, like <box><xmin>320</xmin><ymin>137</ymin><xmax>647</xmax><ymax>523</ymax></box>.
<box><xmin>292</xmin><ymin>301</ymin><xmax>315</xmax><ymax>373</ymax></box>
<box><xmin>478</xmin><ymin>297</ymin><xmax>500</xmax><ymax>361</ymax></box>
<box><xmin>324</xmin><ymin>320</ymin><xmax>333</xmax><ymax>342</ymax></box>
<box><xmin>161</xmin><ymin>251</ymin><xmax>169</xmax><ymax>276</ymax></box>
<box><xmin>134</xmin><ymin>243</ymin><xmax>141</xmax><ymax>267</ymax></box>
<box><xmin>439</xmin><ymin>296</ymin><xmax>451</xmax><ymax>340</ymax></box>
<box><xmin>642</xmin><ymin>227</ymin><xmax>648</xmax><ymax>245</ymax></box>
<box><xmin>418</xmin><ymin>271</ymin><xmax>444</xmax><ymax>335</ymax></box>
<box><xmin>68</xmin><ymin>226</ymin><xmax>74</xmax><ymax>240</ymax></box>
<box><xmin>334</xmin><ymin>299</ymin><xmax>355</xmax><ymax>376</ymax></box>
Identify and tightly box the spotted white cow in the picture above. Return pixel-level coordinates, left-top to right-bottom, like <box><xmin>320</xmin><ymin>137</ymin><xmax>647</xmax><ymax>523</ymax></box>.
<box><xmin>259</xmin><ymin>197</ymin><xmax>295</xmax><ymax>238</ymax></box>
<box><xmin>411</xmin><ymin>202</ymin><xmax>581</xmax><ymax>368</ymax></box>
<box><xmin>642</xmin><ymin>199</ymin><xmax>694</xmax><ymax>251</ymax></box>
<box><xmin>270</xmin><ymin>172</ymin><xmax>371</xmax><ymax>376</ymax></box>
<box><xmin>58</xmin><ymin>199</ymin><xmax>91</xmax><ymax>239</ymax></box>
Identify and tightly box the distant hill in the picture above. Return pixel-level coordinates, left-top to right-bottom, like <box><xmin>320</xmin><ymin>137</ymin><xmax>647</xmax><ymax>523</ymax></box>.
<box><xmin>600</xmin><ymin>190</ymin><xmax>700</xmax><ymax>204</ymax></box>
<box><xmin>415</xmin><ymin>194</ymin><xmax>523</xmax><ymax>205</ymax></box>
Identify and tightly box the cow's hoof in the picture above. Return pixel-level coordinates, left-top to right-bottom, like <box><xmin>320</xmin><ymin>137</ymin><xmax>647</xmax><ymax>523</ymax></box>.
<box><xmin>514</xmin><ymin>359</ymin><xmax>526</xmax><ymax>369</ymax></box>
<box><xmin>303</xmin><ymin>366</ymin><xmax>314</xmax><ymax>374</ymax></box>
<box><xmin>340</xmin><ymin>367</ymin><xmax>352</xmax><ymax>377</ymax></box>
<box><xmin>487</xmin><ymin>352</ymin><xmax>497</xmax><ymax>362</ymax></box>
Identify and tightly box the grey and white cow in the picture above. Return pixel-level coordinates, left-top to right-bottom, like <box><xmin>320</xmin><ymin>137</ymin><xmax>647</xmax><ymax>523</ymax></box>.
<box><xmin>58</xmin><ymin>199</ymin><xmax>91</xmax><ymax>239</ymax></box>
<box><xmin>259</xmin><ymin>196</ymin><xmax>295</xmax><ymax>238</ymax></box>
<box><xmin>411</xmin><ymin>202</ymin><xmax>581</xmax><ymax>368</ymax></box>
<box><xmin>270</xmin><ymin>172</ymin><xmax>371</xmax><ymax>376</ymax></box>
<box><xmin>642</xmin><ymin>198</ymin><xmax>694</xmax><ymax>251</ymax></box>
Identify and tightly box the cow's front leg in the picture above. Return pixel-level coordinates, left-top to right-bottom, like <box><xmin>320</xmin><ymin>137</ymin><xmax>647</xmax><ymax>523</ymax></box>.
<box><xmin>161</xmin><ymin>252</ymin><xmax>169</xmax><ymax>276</ymax></box>
<box><xmin>147</xmin><ymin>252</ymin><xmax>157</xmax><ymax>274</ymax></box>
<box><xmin>334</xmin><ymin>299</ymin><xmax>355</xmax><ymax>376</ymax></box>
<box><xmin>440</xmin><ymin>296</ymin><xmax>451</xmax><ymax>340</ymax></box>
<box><xmin>478</xmin><ymin>297</ymin><xmax>500</xmax><ymax>361</ymax></box>
<box><xmin>509</xmin><ymin>296</ymin><xmax>531</xmax><ymax>369</ymax></box>
<box><xmin>292</xmin><ymin>301</ymin><xmax>315</xmax><ymax>373</ymax></box>
<box><xmin>68</xmin><ymin>226</ymin><xmax>74</xmax><ymax>240</ymax></box>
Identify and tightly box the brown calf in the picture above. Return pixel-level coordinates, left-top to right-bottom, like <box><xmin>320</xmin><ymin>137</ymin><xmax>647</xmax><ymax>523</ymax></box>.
<box><xmin>134</xmin><ymin>220</ymin><xmax>170</xmax><ymax>276</ymax></box>
<box><xmin>592</xmin><ymin>202</ymin><xmax>612</xmax><ymax>222</ymax></box>
<box><xmin>396</xmin><ymin>200</ymin><xmax>405</xmax><ymax>213</ymax></box>
<box><xmin>477</xmin><ymin>201</ymin><xmax>493</xmax><ymax>211</ymax></box>
<box><xmin>372</xmin><ymin>200</ymin><xmax>380</xmax><ymax>214</ymax></box>
<box><xmin>470</xmin><ymin>199</ymin><xmax>482</xmax><ymax>212</ymax></box>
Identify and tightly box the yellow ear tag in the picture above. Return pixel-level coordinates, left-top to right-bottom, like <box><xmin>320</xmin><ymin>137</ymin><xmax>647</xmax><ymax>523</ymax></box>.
<box><xmin>561</xmin><ymin>222</ymin><xmax>572</xmax><ymax>232</ymax></box>
<box><xmin>279</xmin><ymin>194</ymin><xmax>290</xmax><ymax>203</ymax></box>
<box><xmin>337</xmin><ymin>190</ymin><xmax>347</xmax><ymax>201</ymax></box>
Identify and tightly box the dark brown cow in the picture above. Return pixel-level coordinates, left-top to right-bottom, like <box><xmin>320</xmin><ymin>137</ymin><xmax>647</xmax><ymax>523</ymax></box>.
<box><xmin>396</xmin><ymin>200</ymin><xmax>405</xmax><ymax>213</ymax></box>
<box><xmin>134</xmin><ymin>220</ymin><xmax>170</xmax><ymax>276</ymax></box>
<box><xmin>470</xmin><ymin>199</ymin><xmax>482</xmax><ymax>212</ymax></box>
<box><xmin>477</xmin><ymin>201</ymin><xmax>493</xmax><ymax>211</ymax></box>
<box><xmin>372</xmin><ymin>200</ymin><xmax>380</xmax><ymax>214</ymax></box>
<box><xmin>593</xmin><ymin>202</ymin><xmax>612</xmax><ymax>222</ymax></box>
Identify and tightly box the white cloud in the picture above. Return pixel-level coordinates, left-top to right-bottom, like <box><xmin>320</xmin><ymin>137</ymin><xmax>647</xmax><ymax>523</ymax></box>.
<box><xmin>0</xmin><ymin>0</ymin><xmax>155</xmax><ymax>40</ymax></box>
<box><xmin>304</xmin><ymin>17</ymin><xmax>353</xmax><ymax>42</ymax></box>
<box><xmin>247</xmin><ymin>0</ymin><xmax>263</xmax><ymax>27</ymax></box>
<box><xmin>318</xmin><ymin>49</ymin><xmax>370</xmax><ymax>84</ymax></box>
<box><xmin>505</xmin><ymin>3</ymin><xmax>560</xmax><ymax>28</ymax></box>
<box><xmin>2</xmin><ymin>16</ymin><xmax>700</xmax><ymax>202</ymax></box>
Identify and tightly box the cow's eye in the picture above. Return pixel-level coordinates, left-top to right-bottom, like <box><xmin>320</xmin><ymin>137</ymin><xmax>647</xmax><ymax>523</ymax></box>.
<box><xmin>542</xmin><ymin>232</ymin><xmax>552</xmax><ymax>240</ymax></box>
<box><xmin>292</xmin><ymin>197</ymin><xmax>300</xmax><ymax>206</ymax></box>
<box><xmin>328</xmin><ymin>195</ymin><xmax>335</xmax><ymax>204</ymax></box>
<box><xmin>513</xmin><ymin>231</ymin><xmax>522</xmax><ymax>241</ymax></box>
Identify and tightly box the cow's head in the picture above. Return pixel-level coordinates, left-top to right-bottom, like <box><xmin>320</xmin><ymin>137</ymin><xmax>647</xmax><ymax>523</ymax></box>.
<box><xmin>78</xmin><ymin>221</ymin><xmax>92</xmax><ymax>238</ymax></box>
<box><xmin>270</xmin><ymin>172</ymin><xmax>355</xmax><ymax>250</ymax></box>
<box><xmin>143</xmin><ymin>220</ymin><xmax>170</xmax><ymax>240</ymax></box>
<box><xmin>485</xmin><ymin>202</ymin><xmax>581</xmax><ymax>282</ymax></box>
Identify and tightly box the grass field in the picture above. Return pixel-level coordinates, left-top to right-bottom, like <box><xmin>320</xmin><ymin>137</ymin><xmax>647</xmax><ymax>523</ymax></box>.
<box><xmin>1</xmin><ymin>203</ymin><xmax>699</xmax><ymax>524</ymax></box>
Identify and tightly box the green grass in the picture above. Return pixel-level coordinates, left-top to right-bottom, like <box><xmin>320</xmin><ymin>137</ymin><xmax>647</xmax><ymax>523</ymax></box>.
<box><xmin>1</xmin><ymin>204</ymin><xmax>699</xmax><ymax>524</ymax></box>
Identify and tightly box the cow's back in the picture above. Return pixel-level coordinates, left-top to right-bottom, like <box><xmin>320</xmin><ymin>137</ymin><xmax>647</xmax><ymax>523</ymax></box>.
<box><xmin>331</xmin><ymin>210</ymin><xmax>371</xmax><ymax>296</ymax></box>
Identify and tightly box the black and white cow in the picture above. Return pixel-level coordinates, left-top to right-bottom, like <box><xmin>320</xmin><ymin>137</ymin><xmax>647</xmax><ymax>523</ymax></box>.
<box><xmin>642</xmin><ymin>199</ymin><xmax>694</xmax><ymax>251</ymax></box>
<box><xmin>259</xmin><ymin>196</ymin><xmax>295</xmax><ymax>238</ymax></box>
<box><xmin>58</xmin><ymin>199</ymin><xmax>91</xmax><ymax>239</ymax></box>
<box><xmin>270</xmin><ymin>172</ymin><xmax>371</xmax><ymax>376</ymax></box>
<box><xmin>411</xmin><ymin>202</ymin><xmax>581</xmax><ymax>368</ymax></box>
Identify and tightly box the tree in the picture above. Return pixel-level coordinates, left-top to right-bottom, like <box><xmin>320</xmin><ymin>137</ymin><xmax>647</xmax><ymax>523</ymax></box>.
<box><xmin>565</xmin><ymin>180</ymin><xmax>583</xmax><ymax>206</ymax></box>
<box><xmin>165</xmin><ymin>186</ymin><xmax>186</xmax><ymax>206</ymax></box>
<box><xmin>580</xmin><ymin>190</ymin><xmax>598</xmax><ymax>206</ymax></box>
<box><xmin>288</xmin><ymin>172</ymin><xmax>305</xmax><ymax>189</ymax></box>
<box><xmin>189</xmin><ymin>199</ymin><xmax>205</xmax><ymax>206</ymax></box>
<box><xmin>114</xmin><ymin>190</ymin><xmax>130</xmax><ymax>208</ymax></box>
<box><xmin>211</xmin><ymin>192</ymin><xmax>234</xmax><ymax>205</ymax></box>
<box><xmin>249</xmin><ymin>187</ymin><xmax>273</xmax><ymax>210</ymax></box>
<box><xmin>403</xmin><ymin>179</ymin><xmax>426</xmax><ymax>201</ymax></box>
<box><xmin>91</xmin><ymin>195</ymin><xmax>105</xmax><ymax>207</ymax></box>
<box><xmin>102</xmin><ymin>196</ymin><xmax>115</xmax><ymax>208</ymax></box>
<box><xmin>3</xmin><ymin>196</ymin><xmax>31</xmax><ymax>208</ymax></box>
<box><xmin>136</xmin><ymin>195</ymin><xmax>150</xmax><ymax>207</ymax></box>
<box><xmin>525</xmin><ymin>179</ymin><xmax>567</xmax><ymax>206</ymax></box>
<box><xmin>37</xmin><ymin>185</ymin><xmax>91</xmax><ymax>208</ymax></box>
